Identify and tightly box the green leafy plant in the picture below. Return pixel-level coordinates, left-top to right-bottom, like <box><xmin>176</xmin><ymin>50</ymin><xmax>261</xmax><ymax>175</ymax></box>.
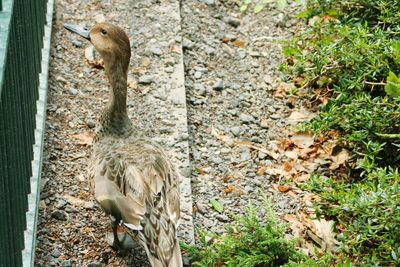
<box><xmin>182</xmin><ymin>195</ymin><xmax>327</xmax><ymax>266</ymax></box>
<box><xmin>303</xmin><ymin>169</ymin><xmax>400</xmax><ymax>266</ymax></box>
<box><xmin>280</xmin><ymin>0</ymin><xmax>400</xmax><ymax>265</ymax></box>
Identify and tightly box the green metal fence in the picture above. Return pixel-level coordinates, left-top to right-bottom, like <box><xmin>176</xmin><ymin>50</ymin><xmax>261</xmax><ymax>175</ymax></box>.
<box><xmin>0</xmin><ymin>0</ymin><xmax>49</xmax><ymax>266</ymax></box>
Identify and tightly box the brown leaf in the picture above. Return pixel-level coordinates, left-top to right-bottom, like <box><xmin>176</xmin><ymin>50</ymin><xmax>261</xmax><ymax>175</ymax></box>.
<box><xmin>71</xmin><ymin>132</ymin><xmax>93</xmax><ymax>146</ymax></box>
<box><xmin>283</xmin><ymin>161</ymin><xmax>293</xmax><ymax>172</ymax></box>
<box><xmin>287</xmin><ymin>111</ymin><xmax>311</xmax><ymax>123</ymax></box>
<box><xmin>223</xmin><ymin>185</ymin><xmax>235</xmax><ymax>194</ymax></box>
<box><xmin>273</xmin><ymin>184</ymin><xmax>292</xmax><ymax>193</ymax></box>
<box><xmin>330</xmin><ymin>147</ymin><xmax>351</xmax><ymax>170</ymax></box>
<box><xmin>306</xmin><ymin>219</ymin><xmax>339</xmax><ymax>253</ymax></box>
<box><xmin>291</xmin><ymin>132</ymin><xmax>314</xmax><ymax>149</ymax></box>
<box><xmin>300</xmin><ymin>146</ymin><xmax>319</xmax><ymax>159</ymax></box>
<box><xmin>256</xmin><ymin>166</ymin><xmax>267</xmax><ymax>176</ymax></box>
<box><xmin>232</xmin><ymin>39</ymin><xmax>245</xmax><ymax>48</ymax></box>
<box><xmin>235</xmin><ymin>140</ymin><xmax>279</xmax><ymax>160</ymax></box>
<box><xmin>278</xmin><ymin>139</ymin><xmax>295</xmax><ymax>150</ymax></box>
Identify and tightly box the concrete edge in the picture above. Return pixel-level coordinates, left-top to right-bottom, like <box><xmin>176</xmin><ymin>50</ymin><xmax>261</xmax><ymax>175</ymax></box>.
<box><xmin>22</xmin><ymin>0</ymin><xmax>54</xmax><ymax>265</ymax></box>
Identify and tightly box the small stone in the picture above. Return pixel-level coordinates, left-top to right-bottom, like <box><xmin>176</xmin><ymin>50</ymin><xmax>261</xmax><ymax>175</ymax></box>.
<box><xmin>196</xmin><ymin>203</ymin><xmax>207</xmax><ymax>214</ymax></box>
<box><xmin>71</xmin><ymin>39</ymin><xmax>83</xmax><ymax>48</ymax></box>
<box><xmin>56</xmin><ymin>76</ymin><xmax>67</xmax><ymax>83</ymax></box>
<box><xmin>86</xmin><ymin>119</ymin><xmax>96</xmax><ymax>129</ymax></box>
<box><xmin>227</xmin><ymin>17</ymin><xmax>241</xmax><ymax>28</ymax></box>
<box><xmin>260</xmin><ymin>119</ymin><xmax>269</xmax><ymax>129</ymax></box>
<box><xmin>51</xmin><ymin>248</ymin><xmax>61</xmax><ymax>258</ymax></box>
<box><xmin>237</xmin><ymin>49</ymin><xmax>246</xmax><ymax>59</ymax></box>
<box><xmin>84</xmin><ymin>201</ymin><xmax>95</xmax><ymax>209</ymax></box>
<box><xmin>87</xmin><ymin>262</ymin><xmax>103</xmax><ymax>267</ymax></box>
<box><xmin>270</xmin><ymin>114</ymin><xmax>280</xmax><ymax>120</ymax></box>
<box><xmin>204</xmin><ymin>46</ymin><xmax>216</xmax><ymax>56</ymax></box>
<box><xmin>241</xmin><ymin>149</ymin><xmax>252</xmax><ymax>161</ymax></box>
<box><xmin>68</xmin><ymin>87</ymin><xmax>78</xmax><ymax>95</ymax></box>
<box><xmin>194</xmin><ymin>71</ymin><xmax>202</xmax><ymax>79</ymax></box>
<box><xmin>239</xmin><ymin>113</ymin><xmax>254</xmax><ymax>123</ymax></box>
<box><xmin>216</xmin><ymin>214</ymin><xmax>230</xmax><ymax>222</ymax></box>
<box><xmin>230</xmin><ymin>126</ymin><xmax>241</xmax><ymax>137</ymax></box>
<box><xmin>212</xmin><ymin>79</ymin><xmax>224</xmax><ymax>90</ymax></box>
<box><xmin>149</xmin><ymin>46</ymin><xmax>163</xmax><ymax>56</ymax></box>
<box><xmin>182</xmin><ymin>38</ymin><xmax>194</xmax><ymax>50</ymax></box>
<box><xmin>138</xmin><ymin>75</ymin><xmax>154</xmax><ymax>84</ymax></box>
<box><xmin>51</xmin><ymin>210</ymin><xmax>67</xmax><ymax>221</ymax></box>
<box><xmin>200</xmin><ymin>0</ymin><xmax>215</xmax><ymax>5</ymax></box>
<box><xmin>258</xmin><ymin>152</ymin><xmax>267</xmax><ymax>159</ymax></box>
<box><xmin>61</xmin><ymin>260</ymin><xmax>72</xmax><ymax>267</ymax></box>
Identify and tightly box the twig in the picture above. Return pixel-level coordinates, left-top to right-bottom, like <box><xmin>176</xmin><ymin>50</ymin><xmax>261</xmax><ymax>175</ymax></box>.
<box><xmin>364</xmin><ymin>81</ymin><xmax>386</xmax><ymax>86</ymax></box>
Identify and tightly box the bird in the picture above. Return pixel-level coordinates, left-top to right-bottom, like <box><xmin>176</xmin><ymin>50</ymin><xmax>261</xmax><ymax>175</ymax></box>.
<box><xmin>64</xmin><ymin>22</ymin><xmax>183</xmax><ymax>267</ymax></box>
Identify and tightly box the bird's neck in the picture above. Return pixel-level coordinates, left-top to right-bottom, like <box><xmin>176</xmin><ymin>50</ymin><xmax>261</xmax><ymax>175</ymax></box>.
<box><xmin>106</xmin><ymin>61</ymin><xmax>128</xmax><ymax>114</ymax></box>
<box><xmin>97</xmin><ymin>60</ymin><xmax>133</xmax><ymax>139</ymax></box>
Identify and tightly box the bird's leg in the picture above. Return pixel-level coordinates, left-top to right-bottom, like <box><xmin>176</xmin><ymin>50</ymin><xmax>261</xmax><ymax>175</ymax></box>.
<box><xmin>106</xmin><ymin>216</ymin><xmax>123</xmax><ymax>250</ymax></box>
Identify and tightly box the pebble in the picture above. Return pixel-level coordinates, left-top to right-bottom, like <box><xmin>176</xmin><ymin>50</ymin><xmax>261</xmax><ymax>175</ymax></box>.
<box><xmin>138</xmin><ymin>75</ymin><xmax>154</xmax><ymax>84</ymax></box>
<box><xmin>239</xmin><ymin>113</ymin><xmax>254</xmax><ymax>123</ymax></box>
<box><xmin>230</xmin><ymin>126</ymin><xmax>241</xmax><ymax>137</ymax></box>
<box><xmin>71</xmin><ymin>39</ymin><xmax>83</xmax><ymax>48</ymax></box>
<box><xmin>200</xmin><ymin>0</ymin><xmax>215</xmax><ymax>5</ymax></box>
<box><xmin>212</xmin><ymin>79</ymin><xmax>224</xmax><ymax>90</ymax></box>
<box><xmin>182</xmin><ymin>38</ymin><xmax>195</xmax><ymax>49</ymax></box>
<box><xmin>61</xmin><ymin>260</ymin><xmax>72</xmax><ymax>267</ymax></box>
<box><xmin>194</xmin><ymin>71</ymin><xmax>202</xmax><ymax>79</ymax></box>
<box><xmin>87</xmin><ymin>262</ymin><xmax>103</xmax><ymax>267</ymax></box>
<box><xmin>86</xmin><ymin>119</ymin><xmax>96</xmax><ymax>129</ymax></box>
<box><xmin>216</xmin><ymin>214</ymin><xmax>230</xmax><ymax>222</ymax></box>
<box><xmin>68</xmin><ymin>87</ymin><xmax>78</xmax><ymax>95</ymax></box>
<box><xmin>51</xmin><ymin>248</ymin><xmax>61</xmax><ymax>258</ymax></box>
<box><xmin>270</xmin><ymin>114</ymin><xmax>280</xmax><ymax>120</ymax></box>
<box><xmin>51</xmin><ymin>210</ymin><xmax>67</xmax><ymax>221</ymax></box>
<box><xmin>148</xmin><ymin>46</ymin><xmax>163</xmax><ymax>56</ymax></box>
<box><xmin>226</xmin><ymin>17</ymin><xmax>240</xmax><ymax>28</ymax></box>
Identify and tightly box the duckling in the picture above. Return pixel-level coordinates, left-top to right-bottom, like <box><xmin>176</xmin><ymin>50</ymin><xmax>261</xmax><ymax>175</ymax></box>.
<box><xmin>64</xmin><ymin>22</ymin><xmax>183</xmax><ymax>267</ymax></box>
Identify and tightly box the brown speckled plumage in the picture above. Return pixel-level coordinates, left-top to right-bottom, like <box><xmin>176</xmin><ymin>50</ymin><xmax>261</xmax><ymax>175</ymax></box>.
<box><xmin>65</xmin><ymin>22</ymin><xmax>182</xmax><ymax>267</ymax></box>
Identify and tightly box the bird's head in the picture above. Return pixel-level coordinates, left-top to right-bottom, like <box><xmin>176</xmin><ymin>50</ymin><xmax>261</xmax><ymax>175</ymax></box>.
<box><xmin>64</xmin><ymin>22</ymin><xmax>131</xmax><ymax>70</ymax></box>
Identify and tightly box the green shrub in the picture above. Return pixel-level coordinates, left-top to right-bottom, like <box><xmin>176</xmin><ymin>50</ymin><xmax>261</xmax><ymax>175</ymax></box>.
<box><xmin>182</xmin><ymin>197</ymin><xmax>325</xmax><ymax>267</ymax></box>
<box><xmin>303</xmin><ymin>168</ymin><xmax>400</xmax><ymax>266</ymax></box>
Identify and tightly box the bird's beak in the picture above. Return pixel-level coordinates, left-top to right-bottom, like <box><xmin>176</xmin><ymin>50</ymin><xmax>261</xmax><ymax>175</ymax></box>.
<box><xmin>64</xmin><ymin>23</ymin><xmax>90</xmax><ymax>40</ymax></box>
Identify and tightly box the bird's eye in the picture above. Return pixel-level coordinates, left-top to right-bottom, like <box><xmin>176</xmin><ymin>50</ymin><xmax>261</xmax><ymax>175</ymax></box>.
<box><xmin>101</xmin><ymin>29</ymin><xmax>107</xmax><ymax>35</ymax></box>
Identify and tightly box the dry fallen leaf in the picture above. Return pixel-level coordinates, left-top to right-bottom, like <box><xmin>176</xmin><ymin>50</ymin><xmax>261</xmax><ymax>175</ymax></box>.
<box><xmin>283</xmin><ymin>214</ymin><xmax>306</xmax><ymax>238</ymax></box>
<box><xmin>330</xmin><ymin>147</ymin><xmax>351</xmax><ymax>170</ymax></box>
<box><xmin>71</xmin><ymin>131</ymin><xmax>93</xmax><ymax>146</ymax></box>
<box><xmin>288</xmin><ymin>110</ymin><xmax>317</xmax><ymax>124</ymax></box>
<box><xmin>256</xmin><ymin>166</ymin><xmax>267</xmax><ymax>176</ymax></box>
<box><xmin>283</xmin><ymin>161</ymin><xmax>294</xmax><ymax>172</ymax></box>
<box><xmin>306</xmin><ymin>219</ymin><xmax>339</xmax><ymax>253</ymax></box>
<box><xmin>235</xmin><ymin>140</ymin><xmax>279</xmax><ymax>160</ymax></box>
<box><xmin>273</xmin><ymin>184</ymin><xmax>292</xmax><ymax>193</ymax></box>
<box><xmin>291</xmin><ymin>132</ymin><xmax>314</xmax><ymax>149</ymax></box>
<box><xmin>232</xmin><ymin>39</ymin><xmax>245</xmax><ymax>48</ymax></box>
<box><xmin>223</xmin><ymin>185</ymin><xmax>235</xmax><ymax>194</ymax></box>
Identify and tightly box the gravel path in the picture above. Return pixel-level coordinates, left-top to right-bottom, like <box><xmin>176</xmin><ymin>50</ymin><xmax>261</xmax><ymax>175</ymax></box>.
<box><xmin>182</xmin><ymin>0</ymin><xmax>302</xmax><ymax>235</ymax></box>
<box><xmin>35</xmin><ymin>0</ymin><xmax>304</xmax><ymax>266</ymax></box>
